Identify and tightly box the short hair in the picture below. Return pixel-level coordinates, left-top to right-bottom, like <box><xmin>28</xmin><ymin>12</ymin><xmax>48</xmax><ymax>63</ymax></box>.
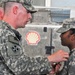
<box><xmin>3</xmin><ymin>2</ymin><xmax>22</xmax><ymax>14</ymax></box>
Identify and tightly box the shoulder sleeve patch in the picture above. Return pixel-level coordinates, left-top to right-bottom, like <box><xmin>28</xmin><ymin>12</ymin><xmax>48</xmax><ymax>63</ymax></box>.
<box><xmin>7</xmin><ymin>35</ymin><xmax>23</xmax><ymax>56</ymax></box>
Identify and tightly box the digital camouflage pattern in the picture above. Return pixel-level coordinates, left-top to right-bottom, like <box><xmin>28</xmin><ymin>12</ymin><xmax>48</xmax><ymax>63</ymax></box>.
<box><xmin>57</xmin><ymin>18</ymin><xmax>75</xmax><ymax>75</ymax></box>
<box><xmin>57</xmin><ymin>18</ymin><xmax>75</xmax><ymax>33</ymax></box>
<box><xmin>63</xmin><ymin>18</ymin><xmax>75</xmax><ymax>24</ymax></box>
<box><xmin>1</xmin><ymin>0</ymin><xmax>37</xmax><ymax>13</ymax></box>
<box><xmin>57</xmin><ymin>48</ymin><xmax>75</xmax><ymax>75</ymax></box>
<box><xmin>0</xmin><ymin>20</ymin><xmax>52</xmax><ymax>75</ymax></box>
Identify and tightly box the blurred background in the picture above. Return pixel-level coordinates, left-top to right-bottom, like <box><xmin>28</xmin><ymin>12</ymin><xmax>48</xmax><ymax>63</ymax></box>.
<box><xmin>18</xmin><ymin>0</ymin><xmax>75</xmax><ymax>57</ymax></box>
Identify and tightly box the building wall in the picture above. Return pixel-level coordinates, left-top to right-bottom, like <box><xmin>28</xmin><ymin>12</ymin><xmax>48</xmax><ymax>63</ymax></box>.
<box><xmin>51</xmin><ymin>0</ymin><xmax>75</xmax><ymax>7</ymax></box>
<box><xmin>18</xmin><ymin>24</ymin><xmax>69</xmax><ymax>57</ymax></box>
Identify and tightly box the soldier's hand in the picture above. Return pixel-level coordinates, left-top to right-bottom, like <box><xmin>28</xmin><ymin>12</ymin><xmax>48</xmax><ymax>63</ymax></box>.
<box><xmin>47</xmin><ymin>50</ymin><xmax>69</xmax><ymax>63</ymax></box>
<box><xmin>49</xmin><ymin>63</ymin><xmax>61</xmax><ymax>75</ymax></box>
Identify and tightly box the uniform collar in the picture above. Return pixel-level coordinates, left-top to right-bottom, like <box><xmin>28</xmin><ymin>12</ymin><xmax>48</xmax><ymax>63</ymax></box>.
<box><xmin>69</xmin><ymin>48</ymin><xmax>75</xmax><ymax>56</ymax></box>
<box><xmin>0</xmin><ymin>20</ymin><xmax>22</xmax><ymax>41</ymax></box>
<box><xmin>1</xmin><ymin>20</ymin><xmax>15</xmax><ymax>30</ymax></box>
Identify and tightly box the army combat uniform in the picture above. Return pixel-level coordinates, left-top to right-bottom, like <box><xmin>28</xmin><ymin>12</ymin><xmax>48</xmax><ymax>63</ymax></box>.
<box><xmin>57</xmin><ymin>18</ymin><xmax>75</xmax><ymax>75</ymax></box>
<box><xmin>0</xmin><ymin>20</ymin><xmax>52</xmax><ymax>75</ymax></box>
<box><xmin>57</xmin><ymin>48</ymin><xmax>75</xmax><ymax>75</ymax></box>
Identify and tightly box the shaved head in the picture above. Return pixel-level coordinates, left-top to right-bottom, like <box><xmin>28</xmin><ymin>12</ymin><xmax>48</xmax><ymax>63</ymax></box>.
<box><xmin>4</xmin><ymin>2</ymin><xmax>23</xmax><ymax>15</ymax></box>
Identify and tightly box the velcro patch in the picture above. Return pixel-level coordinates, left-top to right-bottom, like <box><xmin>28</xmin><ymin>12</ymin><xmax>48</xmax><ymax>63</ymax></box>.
<box><xmin>7</xmin><ymin>35</ymin><xmax>22</xmax><ymax>56</ymax></box>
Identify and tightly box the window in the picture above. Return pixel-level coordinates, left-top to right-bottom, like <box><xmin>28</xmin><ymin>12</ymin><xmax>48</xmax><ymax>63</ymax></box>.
<box><xmin>50</xmin><ymin>8</ymin><xmax>70</xmax><ymax>23</ymax></box>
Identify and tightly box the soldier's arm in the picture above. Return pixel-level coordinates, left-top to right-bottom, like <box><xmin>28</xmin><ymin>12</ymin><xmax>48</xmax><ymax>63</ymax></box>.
<box><xmin>0</xmin><ymin>33</ymin><xmax>52</xmax><ymax>75</ymax></box>
<box><xmin>0</xmin><ymin>29</ymin><xmax>69</xmax><ymax>75</ymax></box>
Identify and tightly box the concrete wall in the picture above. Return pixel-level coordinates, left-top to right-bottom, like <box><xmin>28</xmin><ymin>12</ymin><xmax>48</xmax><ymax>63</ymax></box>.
<box><xmin>18</xmin><ymin>24</ymin><xmax>69</xmax><ymax>57</ymax></box>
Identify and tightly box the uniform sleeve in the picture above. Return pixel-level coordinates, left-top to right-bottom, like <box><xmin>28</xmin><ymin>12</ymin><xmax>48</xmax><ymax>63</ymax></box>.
<box><xmin>0</xmin><ymin>32</ymin><xmax>52</xmax><ymax>75</ymax></box>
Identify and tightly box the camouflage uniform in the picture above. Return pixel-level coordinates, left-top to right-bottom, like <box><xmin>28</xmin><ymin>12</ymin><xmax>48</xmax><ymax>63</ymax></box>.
<box><xmin>57</xmin><ymin>18</ymin><xmax>75</xmax><ymax>75</ymax></box>
<box><xmin>0</xmin><ymin>20</ymin><xmax>52</xmax><ymax>75</ymax></box>
<box><xmin>57</xmin><ymin>49</ymin><xmax>75</xmax><ymax>75</ymax></box>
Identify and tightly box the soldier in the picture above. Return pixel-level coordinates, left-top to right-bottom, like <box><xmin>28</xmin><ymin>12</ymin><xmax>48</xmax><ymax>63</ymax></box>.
<box><xmin>56</xmin><ymin>18</ymin><xmax>75</xmax><ymax>75</ymax></box>
<box><xmin>0</xmin><ymin>0</ymin><xmax>69</xmax><ymax>75</ymax></box>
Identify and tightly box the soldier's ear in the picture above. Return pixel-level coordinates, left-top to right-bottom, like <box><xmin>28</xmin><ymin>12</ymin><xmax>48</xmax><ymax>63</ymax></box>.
<box><xmin>70</xmin><ymin>34</ymin><xmax>75</xmax><ymax>41</ymax></box>
<box><xmin>73</xmin><ymin>34</ymin><xmax>75</xmax><ymax>40</ymax></box>
<box><xmin>13</xmin><ymin>6</ymin><xmax>18</xmax><ymax>14</ymax></box>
